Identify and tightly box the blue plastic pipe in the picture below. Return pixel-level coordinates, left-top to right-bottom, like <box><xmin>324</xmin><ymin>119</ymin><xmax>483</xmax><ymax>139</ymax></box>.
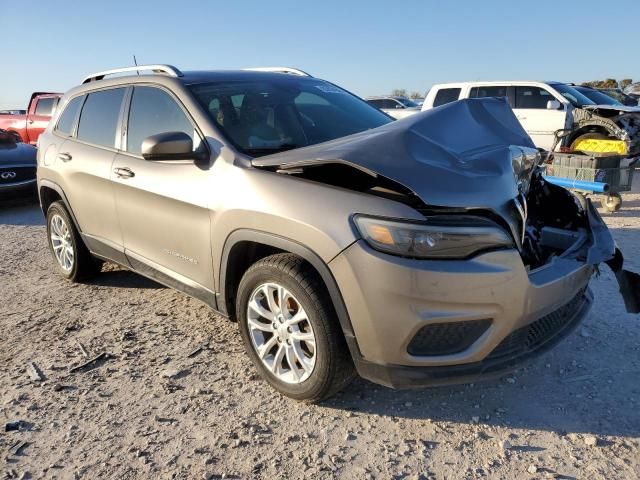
<box><xmin>544</xmin><ymin>176</ymin><xmax>610</xmax><ymax>193</ymax></box>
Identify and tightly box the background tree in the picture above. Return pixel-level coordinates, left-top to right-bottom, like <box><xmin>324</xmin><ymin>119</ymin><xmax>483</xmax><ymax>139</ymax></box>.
<box><xmin>620</xmin><ymin>79</ymin><xmax>633</xmax><ymax>89</ymax></box>
<box><xmin>391</xmin><ymin>88</ymin><xmax>407</xmax><ymax>97</ymax></box>
<box><xmin>409</xmin><ymin>91</ymin><xmax>423</xmax><ymax>99</ymax></box>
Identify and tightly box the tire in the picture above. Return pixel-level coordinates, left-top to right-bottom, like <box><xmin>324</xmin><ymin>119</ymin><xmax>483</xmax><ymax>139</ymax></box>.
<box><xmin>46</xmin><ymin>201</ymin><xmax>102</xmax><ymax>281</ymax></box>
<box><xmin>604</xmin><ymin>193</ymin><xmax>622</xmax><ymax>212</ymax></box>
<box><xmin>236</xmin><ymin>253</ymin><xmax>355</xmax><ymax>402</ymax></box>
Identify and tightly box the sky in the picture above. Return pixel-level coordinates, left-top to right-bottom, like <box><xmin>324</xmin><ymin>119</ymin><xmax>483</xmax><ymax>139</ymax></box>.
<box><xmin>2</xmin><ymin>0</ymin><xmax>639</xmax><ymax>109</ymax></box>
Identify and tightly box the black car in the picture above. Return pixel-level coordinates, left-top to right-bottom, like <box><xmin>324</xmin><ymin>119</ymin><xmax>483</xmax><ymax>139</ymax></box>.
<box><xmin>0</xmin><ymin>129</ymin><xmax>37</xmax><ymax>197</ymax></box>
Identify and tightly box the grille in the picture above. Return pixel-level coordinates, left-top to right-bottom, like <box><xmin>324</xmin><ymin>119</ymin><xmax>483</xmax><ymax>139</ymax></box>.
<box><xmin>0</xmin><ymin>166</ymin><xmax>36</xmax><ymax>184</ymax></box>
<box><xmin>407</xmin><ymin>319</ymin><xmax>492</xmax><ymax>356</ymax></box>
<box><xmin>488</xmin><ymin>289</ymin><xmax>587</xmax><ymax>361</ymax></box>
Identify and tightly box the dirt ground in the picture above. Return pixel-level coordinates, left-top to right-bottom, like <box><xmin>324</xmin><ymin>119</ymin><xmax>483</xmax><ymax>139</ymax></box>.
<box><xmin>1</xmin><ymin>181</ymin><xmax>639</xmax><ymax>480</ymax></box>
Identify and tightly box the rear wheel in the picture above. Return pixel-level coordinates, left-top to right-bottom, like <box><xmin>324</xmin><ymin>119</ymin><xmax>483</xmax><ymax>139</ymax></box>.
<box><xmin>236</xmin><ymin>253</ymin><xmax>355</xmax><ymax>402</ymax></box>
<box><xmin>46</xmin><ymin>201</ymin><xmax>102</xmax><ymax>281</ymax></box>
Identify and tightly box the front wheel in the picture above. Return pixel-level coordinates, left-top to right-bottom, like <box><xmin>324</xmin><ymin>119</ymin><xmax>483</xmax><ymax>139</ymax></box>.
<box><xmin>236</xmin><ymin>254</ymin><xmax>354</xmax><ymax>402</ymax></box>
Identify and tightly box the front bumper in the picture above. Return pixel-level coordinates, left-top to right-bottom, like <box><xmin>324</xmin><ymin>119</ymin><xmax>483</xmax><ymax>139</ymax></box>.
<box><xmin>329</xmin><ymin>204</ymin><xmax>614</xmax><ymax>389</ymax></box>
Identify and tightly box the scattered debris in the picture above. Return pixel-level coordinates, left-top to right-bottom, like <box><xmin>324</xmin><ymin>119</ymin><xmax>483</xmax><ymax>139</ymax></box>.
<box><xmin>27</xmin><ymin>362</ymin><xmax>45</xmax><ymax>382</ymax></box>
<box><xmin>9</xmin><ymin>441</ymin><xmax>29</xmax><ymax>456</ymax></box>
<box><xmin>527</xmin><ymin>464</ymin><xmax>538</xmax><ymax>474</ymax></box>
<box><xmin>75</xmin><ymin>340</ymin><xmax>89</xmax><ymax>358</ymax></box>
<box><xmin>69</xmin><ymin>352</ymin><xmax>112</xmax><ymax>373</ymax></box>
<box><xmin>584</xmin><ymin>435</ymin><xmax>598</xmax><ymax>447</ymax></box>
<box><xmin>499</xmin><ymin>439</ymin><xmax>512</xmax><ymax>451</ymax></box>
<box><xmin>5</xmin><ymin>420</ymin><xmax>29</xmax><ymax>433</ymax></box>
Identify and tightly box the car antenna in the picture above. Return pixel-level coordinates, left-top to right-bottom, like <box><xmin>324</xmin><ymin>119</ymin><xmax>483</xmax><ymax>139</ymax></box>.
<box><xmin>133</xmin><ymin>55</ymin><xmax>140</xmax><ymax>75</ymax></box>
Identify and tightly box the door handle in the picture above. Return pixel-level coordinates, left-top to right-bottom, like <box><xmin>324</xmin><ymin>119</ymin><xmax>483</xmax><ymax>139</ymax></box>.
<box><xmin>57</xmin><ymin>152</ymin><xmax>72</xmax><ymax>162</ymax></box>
<box><xmin>114</xmin><ymin>167</ymin><xmax>135</xmax><ymax>179</ymax></box>
<box><xmin>28</xmin><ymin>120</ymin><xmax>35</xmax><ymax>124</ymax></box>
<box><xmin>517</xmin><ymin>116</ymin><xmax>527</xmax><ymax>120</ymax></box>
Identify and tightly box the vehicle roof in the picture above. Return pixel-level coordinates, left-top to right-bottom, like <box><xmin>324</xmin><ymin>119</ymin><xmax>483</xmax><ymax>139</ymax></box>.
<box><xmin>431</xmin><ymin>80</ymin><xmax>561</xmax><ymax>88</ymax></box>
<box><xmin>64</xmin><ymin>70</ymin><xmax>328</xmax><ymax>99</ymax></box>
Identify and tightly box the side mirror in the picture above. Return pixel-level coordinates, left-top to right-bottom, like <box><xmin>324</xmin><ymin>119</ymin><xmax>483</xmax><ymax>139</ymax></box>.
<box><xmin>141</xmin><ymin>131</ymin><xmax>201</xmax><ymax>161</ymax></box>
<box><xmin>546</xmin><ymin>100</ymin><xmax>562</xmax><ymax>110</ymax></box>
<box><xmin>395</xmin><ymin>104</ymin><xmax>404</xmax><ymax>109</ymax></box>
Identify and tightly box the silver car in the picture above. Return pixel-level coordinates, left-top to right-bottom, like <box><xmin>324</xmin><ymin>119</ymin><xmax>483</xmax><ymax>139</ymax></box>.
<box><xmin>36</xmin><ymin>65</ymin><xmax>639</xmax><ymax>402</ymax></box>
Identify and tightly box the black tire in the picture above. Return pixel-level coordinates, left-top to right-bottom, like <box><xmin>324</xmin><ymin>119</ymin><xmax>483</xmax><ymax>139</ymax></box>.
<box><xmin>236</xmin><ymin>253</ymin><xmax>355</xmax><ymax>402</ymax></box>
<box><xmin>46</xmin><ymin>201</ymin><xmax>102</xmax><ymax>282</ymax></box>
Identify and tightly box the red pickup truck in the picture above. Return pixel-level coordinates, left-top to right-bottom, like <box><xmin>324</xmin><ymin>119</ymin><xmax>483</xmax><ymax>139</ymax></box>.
<box><xmin>0</xmin><ymin>92</ymin><xmax>62</xmax><ymax>145</ymax></box>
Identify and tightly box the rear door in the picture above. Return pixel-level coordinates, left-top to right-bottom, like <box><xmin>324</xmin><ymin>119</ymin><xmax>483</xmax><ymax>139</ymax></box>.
<box><xmin>513</xmin><ymin>85</ymin><xmax>566</xmax><ymax>150</ymax></box>
<box><xmin>111</xmin><ymin>85</ymin><xmax>214</xmax><ymax>294</ymax></box>
<box><xmin>54</xmin><ymin>87</ymin><xmax>127</xmax><ymax>261</ymax></box>
<box><xmin>27</xmin><ymin>96</ymin><xmax>58</xmax><ymax>144</ymax></box>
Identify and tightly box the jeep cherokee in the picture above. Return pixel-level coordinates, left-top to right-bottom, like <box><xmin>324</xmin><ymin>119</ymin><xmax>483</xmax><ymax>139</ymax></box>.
<box><xmin>37</xmin><ymin>65</ymin><xmax>639</xmax><ymax>402</ymax></box>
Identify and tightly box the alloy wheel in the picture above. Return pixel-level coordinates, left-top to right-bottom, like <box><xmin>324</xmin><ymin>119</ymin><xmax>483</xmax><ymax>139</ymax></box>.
<box><xmin>247</xmin><ymin>282</ymin><xmax>316</xmax><ymax>384</ymax></box>
<box><xmin>50</xmin><ymin>214</ymin><xmax>74</xmax><ymax>272</ymax></box>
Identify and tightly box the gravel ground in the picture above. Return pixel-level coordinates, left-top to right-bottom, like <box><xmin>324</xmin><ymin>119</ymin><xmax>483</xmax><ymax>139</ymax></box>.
<box><xmin>1</xmin><ymin>182</ymin><xmax>639</xmax><ymax>480</ymax></box>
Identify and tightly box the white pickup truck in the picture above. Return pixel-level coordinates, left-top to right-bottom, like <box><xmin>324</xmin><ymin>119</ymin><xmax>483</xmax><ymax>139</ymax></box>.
<box><xmin>422</xmin><ymin>81</ymin><xmax>640</xmax><ymax>156</ymax></box>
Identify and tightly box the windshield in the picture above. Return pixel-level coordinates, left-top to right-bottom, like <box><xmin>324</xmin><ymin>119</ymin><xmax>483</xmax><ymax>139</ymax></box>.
<box><xmin>396</xmin><ymin>97</ymin><xmax>419</xmax><ymax>108</ymax></box>
<box><xmin>189</xmin><ymin>77</ymin><xmax>392</xmax><ymax>156</ymax></box>
<box><xmin>552</xmin><ymin>84</ymin><xmax>596</xmax><ymax>107</ymax></box>
<box><xmin>574</xmin><ymin>86</ymin><xmax>623</xmax><ymax>106</ymax></box>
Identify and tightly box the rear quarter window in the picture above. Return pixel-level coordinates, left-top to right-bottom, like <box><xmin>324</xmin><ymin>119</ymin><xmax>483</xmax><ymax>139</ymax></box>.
<box><xmin>433</xmin><ymin>88</ymin><xmax>461</xmax><ymax>107</ymax></box>
<box><xmin>76</xmin><ymin>88</ymin><xmax>126</xmax><ymax>148</ymax></box>
<box><xmin>55</xmin><ymin>96</ymin><xmax>84</xmax><ymax>136</ymax></box>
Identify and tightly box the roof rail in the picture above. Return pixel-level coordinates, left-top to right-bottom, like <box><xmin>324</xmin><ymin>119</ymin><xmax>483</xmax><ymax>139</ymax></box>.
<box><xmin>82</xmin><ymin>64</ymin><xmax>183</xmax><ymax>84</ymax></box>
<box><xmin>244</xmin><ymin>67</ymin><xmax>312</xmax><ymax>77</ymax></box>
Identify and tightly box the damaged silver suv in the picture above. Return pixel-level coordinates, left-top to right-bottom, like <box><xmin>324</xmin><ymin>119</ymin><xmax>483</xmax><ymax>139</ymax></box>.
<box><xmin>37</xmin><ymin>65</ymin><xmax>639</xmax><ymax>402</ymax></box>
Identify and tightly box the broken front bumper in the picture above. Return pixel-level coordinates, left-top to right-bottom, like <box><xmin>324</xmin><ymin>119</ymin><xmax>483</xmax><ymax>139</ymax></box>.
<box><xmin>330</xmin><ymin>200</ymin><xmax>633</xmax><ymax>389</ymax></box>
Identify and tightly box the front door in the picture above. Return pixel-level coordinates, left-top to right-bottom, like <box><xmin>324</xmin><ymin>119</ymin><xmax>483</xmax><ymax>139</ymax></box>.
<box><xmin>512</xmin><ymin>86</ymin><xmax>567</xmax><ymax>150</ymax></box>
<box><xmin>111</xmin><ymin>85</ymin><xmax>214</xmax><ymax>297</ymax></box>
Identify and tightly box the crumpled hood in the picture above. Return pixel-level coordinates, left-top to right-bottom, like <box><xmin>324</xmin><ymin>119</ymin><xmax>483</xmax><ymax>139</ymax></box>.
<box><xmin>582</xmin><ymin>104</ymin><xmax>640</xmax><ymax>114</ymax></box>
<box><xmin>253</xmin><ymin>98</ymin><xmax>537</xmax><ymax>210</ymax></box>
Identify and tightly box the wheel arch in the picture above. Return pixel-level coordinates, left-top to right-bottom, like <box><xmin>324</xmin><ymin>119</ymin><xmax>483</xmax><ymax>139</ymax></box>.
<box><xmin>39</xmin><ymin>180</ymin><xmax>82</xmax><ymax>232</ymax></box>
<box><xmin>218</xmin><ymin>230</ymin><xmax>360</xmax><ymax>356</ymax></box>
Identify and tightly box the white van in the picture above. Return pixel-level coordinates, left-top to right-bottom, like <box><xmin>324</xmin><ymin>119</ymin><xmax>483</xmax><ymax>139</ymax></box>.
<box><xmin>422</xmin><ymin>81</ymin><xmax>640</xmax><ymax>154</ymax></box>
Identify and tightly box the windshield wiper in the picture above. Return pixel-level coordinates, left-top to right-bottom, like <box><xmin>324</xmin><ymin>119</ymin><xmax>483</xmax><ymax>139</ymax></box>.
<box><xmin>243</xmin><ymin>144</ymin><xmax>301</xmax><ymax>156</ymax></box>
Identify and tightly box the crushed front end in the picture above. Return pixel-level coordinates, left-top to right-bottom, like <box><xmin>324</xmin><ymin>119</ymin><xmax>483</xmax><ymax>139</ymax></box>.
<box><xmin>253</xmin><ymin>97</ymin><xmax>639</xmax><ymax>388</ymax></box>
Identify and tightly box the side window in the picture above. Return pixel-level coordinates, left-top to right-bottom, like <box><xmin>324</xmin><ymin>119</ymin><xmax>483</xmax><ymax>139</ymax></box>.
<box><xmin>469</xmin><ymin>86</ymin><xmax>508</xmax><ymax>99</ymax></box>
<box><xmin>515</xmin><ymin>86</ymin><xmax>554</xmax><ymax>109</ymax></box>
<box><xmin>76</xmin><ymin>88</ymin><xmax>126</xmax><ymax>148</ymax></box>
<box><xmin>126</xmin><ymin>87</ymin><xmax>196</xmax><ymax>155</ymax></box>
<box><xmin>55</xmin><ymin>96</ymin><xmax>84</xmax><ymax>136</ymax></box>
<box><xmin>366</xmin><ymin>99</ymin><xmax>382</xmax><ymax>109</ymax></box>
<box><xmin>34</xmin><ymin>97</ymin><xmax>56</xmax><ymax>116</ymax></box>
<box><xmin>433</xmin><ymin>88</ymin><xmax>461</xmax><ymax>107</ymax></box>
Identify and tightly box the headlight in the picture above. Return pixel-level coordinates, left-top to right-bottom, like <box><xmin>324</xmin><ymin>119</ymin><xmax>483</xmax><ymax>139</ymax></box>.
<box><xmin>354</xmin><ymin>215</ymin><xmax>514</xmax><ymax>259</ymax></box>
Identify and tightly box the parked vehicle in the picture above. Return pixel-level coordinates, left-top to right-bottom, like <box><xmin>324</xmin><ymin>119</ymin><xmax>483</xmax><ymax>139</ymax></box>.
<box><xmin>0</xmin><ymin>92</ymin><xmax>62</xmax><ymax>145</ymax></box>
<box><xmin>37</xmin><ymin>65</ymin><xmax>639</xmax><ymax>401</ymax></box>
<box><xmin>365</xmin><ymin>96</ymin><xmax>421</xmax><ymax>119</ymax></box>
<box><xmin>0</xmin><ymin>129</ymin><xmax>37</xmax><ymax>196</ymax></box>
<box><xmin>597</xmin><ymin>88</ymin><xmax>639</xmax><ymax>107</ymax></box>
<box><xmin>573</xmin><ymin>85</ymin><xmax>640</xmax><ymax>108</ymax></box>
<box><xmin>422</xmin><ymin>81</ymin><xmax>640</xmax><ymax>155</ymax></box>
